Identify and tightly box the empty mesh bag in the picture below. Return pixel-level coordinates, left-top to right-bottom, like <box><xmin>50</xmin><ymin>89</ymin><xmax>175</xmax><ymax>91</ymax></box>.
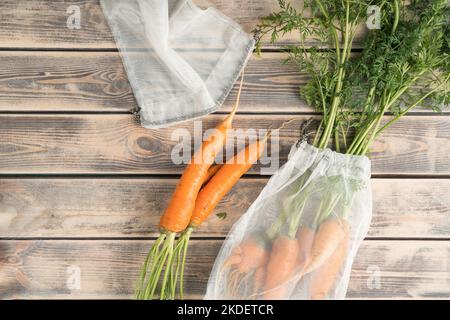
<box><xmin>101</xmin><ymin>0</ymin><xmax>254</xmax><ymax>128</ymax></box>
<box><xmin>205</xmin><ymin>142</ymin><xmax>372</xmax><ymax>299</ymax></box>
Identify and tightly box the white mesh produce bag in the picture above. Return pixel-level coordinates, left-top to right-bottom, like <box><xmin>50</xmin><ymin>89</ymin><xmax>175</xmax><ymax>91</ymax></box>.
<box><xmin>205</xmin><ymin>142</ymin><xmax>372</xmax><ymax>300</ymax></box>
<box><xmin>101</xmin><ymin>0</ymin><xmax>254</xmax><ymax>128</ymax></box>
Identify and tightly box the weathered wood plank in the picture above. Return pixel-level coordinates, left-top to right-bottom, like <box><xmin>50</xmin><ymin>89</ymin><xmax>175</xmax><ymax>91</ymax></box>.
<box><xmin>0</xmin><ymin>51</ymin><xmax>443</xmax><ymax>114</ymax></box>
<box><xmin>1</xmin><ymin>178</ymin><xmax>449</xmax><ymax>238</ymax></box>
<box><xmin>0</xmin><ymin>0</ymin><xmax>365</xmax><ymax>49</ymax></box>
<box><xmin>0</xmin><ymin>52</ymin><xmax>306</xmax><ymax>113</ymax></box>
<box><xmin>0</xmin><ymin>114</ymin><xmax>449</xmax><ymax>175</ymax></box>
<box><xmin>0</xmin><ymin>240</ymin><xmax>448</xmax><ymax>299</ymax></box>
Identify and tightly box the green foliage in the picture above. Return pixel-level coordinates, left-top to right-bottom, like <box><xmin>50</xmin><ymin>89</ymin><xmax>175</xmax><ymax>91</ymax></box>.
<box><xmin>254</xmin><ymin>0</ymin><xmax>370</xmax><ymax>149</ymax></box>
<box><xmin>254</xmin><ymin>0</ymin><xmax>449</xmax><ymax>155</ymax></box>
<box><xmin>216</xmin><ymin>212</ymin><xmax>227</xmax><ymax>220</ymax></box>
<box><xmin>347</xmin><ymin>0</ymin><xmax>450</xmax><ymax>155</ymax></box>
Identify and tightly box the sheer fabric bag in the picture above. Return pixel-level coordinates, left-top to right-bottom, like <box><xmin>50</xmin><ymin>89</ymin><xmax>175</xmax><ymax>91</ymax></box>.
<box><xmin>205</xmin><ymin>142</ymin><xmax>372</xmax><ymax>299</ymax></box>
<box><xmin>101</xmin><ymin>0</ymin><xmax>254</xmax><ymax>128</ymax></box>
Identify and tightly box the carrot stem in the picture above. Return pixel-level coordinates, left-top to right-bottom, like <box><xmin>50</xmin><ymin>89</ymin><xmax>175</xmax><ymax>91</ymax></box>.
<box><xmin>265</xmin><ymin>171</ymin><xmax>310</xmax><ymax>239</ymax></box>
<box><xmin>159</xmin><ymin>233</ymin><xmax>176</xmax><ymax>299</ymax></box>
<box><xmin>143</xmin><ymin>232</ymin><xmax>176</xmax><ymax>299</ymax></box>
<box><xmin>179</xmin><ymin>227</ymin><xmax>192</xmax><ymax>299</ymax></box>
<box><xmin>135</xmin><ymin>233</ymin><xmax>166</xmax><ymax>299</ymax></box>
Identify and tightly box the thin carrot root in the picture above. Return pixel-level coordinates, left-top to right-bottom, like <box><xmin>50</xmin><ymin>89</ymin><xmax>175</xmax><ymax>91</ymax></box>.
<box><xmin>221</xmin><ymin>253</ymin><xmax>242</xmax><ymax>270</ymax></box>
<box><xmin>220</xmin><ymin>236</ymin><xmax>269</xmax><ymax>298</ymax></box>
<box><xmin>237</xmin><ymin>237</ymin><xmax>268</xmax><ymax>273</ymax></box>
<box><xmin>235</xmin><ymin>271</ymin><xmax>254</xmax><ymax>298</ymax></box>
<box><xmin>253</xmin><ymin>265</ymin><xmax>267</xmax><ymax>294</ymax></box>
<box><xmin>221</xmin><ymin>236</ymin><xmax>267</xmax><ymax>274</ymax></box>
<box><xmin>227</xmin><ymin>268</ymin><xmax>241</xmax><ymax>298</ymax></box>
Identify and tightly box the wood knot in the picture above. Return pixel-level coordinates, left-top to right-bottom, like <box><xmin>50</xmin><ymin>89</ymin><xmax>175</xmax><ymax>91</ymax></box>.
<box><xmin>7</xmin><ymin>255</ymin><xmax>21</xmax><ymax>266</ymax></box>
<box><xmin>136</xmin><ymin>136</ymin><xmax>156</xmax><ymax>152</ymax></box>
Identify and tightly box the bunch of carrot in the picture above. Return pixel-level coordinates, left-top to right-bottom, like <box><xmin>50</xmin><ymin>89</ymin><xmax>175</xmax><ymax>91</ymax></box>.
<box><xmin>135</xmin><ymin>74</ymin><xmax>270</xmax><ymax>300</ymax></box>
<box><xmin>222</xmin><ymin>0</ymin><xmax>448</xmax><ymax>300</ymax></box>
<box><xmin>220</xmin><ymin>171</ymin><xmax>350</xmax><ymax>300</ymax></box>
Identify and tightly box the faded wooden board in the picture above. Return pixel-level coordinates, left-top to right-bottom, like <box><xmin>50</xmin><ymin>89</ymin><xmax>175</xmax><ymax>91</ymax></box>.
<box><xmin>1</xmin><ymin>178</ymin><xmax>449</xmax><ymax>238</ymax></box>
<box><xmin>0</xmin><ymin>240</ymin><xmax>448</xmax><ymax>299</ymax></box>
<box><xmin>0</xmin><ymin>52</ymin><xmax>306</xmax><ymax>113</ymax></box>
<box><xmin>0</xmin><ymin>51</ymin><xmax>443</xmax><ymax>114</ymax></box>
<box><xmin>0</xmin><ymin>0</ymin><xmax>366</xmax><ymax>49</ymax></box>
<box><xmin>0</xmin><ymin>114</ymin><xmax>449</xmax><ymax>175</ymax></box>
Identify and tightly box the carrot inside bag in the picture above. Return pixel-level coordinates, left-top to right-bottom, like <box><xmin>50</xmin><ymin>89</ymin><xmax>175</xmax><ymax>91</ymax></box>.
<box><xmin>205</xmin><ymin>0</ymin><xmax>448</xmax><ymax>300</ymax></box>
<box><xmin>204</xmin><ymin>142</ymin><xmax>372</xmax><ymax>300</ymax></box>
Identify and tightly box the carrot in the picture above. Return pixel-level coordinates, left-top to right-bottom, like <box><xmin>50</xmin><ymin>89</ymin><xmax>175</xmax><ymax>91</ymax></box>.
<box><xmin>309</xmin><ymin>228</ymin><xmax>349</xmax><ymax>299</ymax></box>
<box><xmin>296</xmin><ymin>226</ymin><xmax>315</xmax><ymax>271</ymax></box>
<box><xmin>172</xmin><ymin>136</ymin><xmax>268</xmax><ymax>296</ymax></box>
<box><xmin>194</xmin><ymin>118</ymin><xmax>303</xmax><ymax>227</ymax></box>
<box><xmin>173</xmin><ymin>134</ymin><xmax>268</xmax><ymax>299</ymax></box>
<box><xmin>223</xmin><ymin>236</ymin><xmax>269</xmax><ymax>273</ymax></box>
<box><xmin>136</xmin><ymin>74</ymin><xmax>245</xmax><ymax>300</ymax></box>
<box><xmin>304</xmin><ymin>217</ymin><xmax>349</xmax><ymax>274</ymax></box>
<box><xmin>190</xmin><ymin>135</ymin><xmax>268</xmax><ymax>226</ymax></box>
<box><xmin>222</xmin><ymin>236</ymin><xmax>269</xmax><ymax>298</ymax></box>
<box><xmin>262</xmin><ymin>235</ymin><xmax>300</xmax><ymax>300</ymax></box>
<box><xmin>159</xmin><ymin>101</ymin><xmax>239</xmax><ymax>234</ymax></box>
<box><xmin>252</xmin><ymin>226</ymin><xmax>314</xmax><ymax>299</ymax></box>
<box><xmin>253</xmin><ymin>266</ymin><xmax>267</xmax><ymax>294</ymax></box>
<box><xmin>202</xmin><ymin>164</ymin><xmax>222</xmax><ymax>186</ymax></box>
<box><xmin>174</xmin><ymin>120</ymin><xmax>295</xmax><ymax>299</ymax></box>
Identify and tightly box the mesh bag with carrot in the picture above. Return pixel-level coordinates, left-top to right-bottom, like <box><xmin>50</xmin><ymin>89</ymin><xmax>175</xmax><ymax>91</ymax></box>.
<box><xmin>205</xmin><ymin>0</ymin><xmax>448</xmax><ymax>300</ymax></box>
<box><xmin>205</xmin><ymin>142</ymin><xmax>371</xmax><ymax>299</ymax></box>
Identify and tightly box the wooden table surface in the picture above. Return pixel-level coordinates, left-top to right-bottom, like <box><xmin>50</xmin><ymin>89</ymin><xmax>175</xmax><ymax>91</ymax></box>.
<box><xmin>0</xmin><ymin>0</ymin><xmax>449</xmax><ymax>299</ymax></box>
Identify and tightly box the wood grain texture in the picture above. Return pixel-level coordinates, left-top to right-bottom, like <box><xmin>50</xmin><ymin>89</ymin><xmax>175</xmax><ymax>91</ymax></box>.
<box><xmin>0</xmin><ymin>240</ymin><xmax>448</xmax><ymax>299</ymax></box>
<box><xmin>0</xmin><ymin>114</ymin><xmax>449</xmax><ymax>175</ymax></box>
<box><xmin>0</xmin><ymin>52</ymin><xmax>307</xmax><ymax>113</ymax></box>
<box><xmin>0</xmin><ymin>51</ymin><xmax>444</xmax><ymax>114</ymax></box>
<box><xmin>1</xmin><ymin>178</ymin><xmax>449</xmax><ymax>238</ymax></box>
<box><xmin>0</xmin><ymin>0</ymin><xmax>448</xmax><ymax>301</ymax></box>
<box><xmin>0</xmin><ymin>0</ymin><xmax>366</xmax><ymax>49</ymax></box>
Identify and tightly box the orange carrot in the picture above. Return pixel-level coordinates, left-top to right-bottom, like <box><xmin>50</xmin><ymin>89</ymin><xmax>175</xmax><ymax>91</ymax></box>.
<box><xmin>202</xmin><ymin>164</ymin><xmax>223</xmax><ymax>186</ymax></box>
<box><xmin>221</xmin><ymin>236</ymin><xmax>269</xmax><ymax>298</ymax></box>
<box><xmin>223</xmin><ymin>237</ymin><xmax>269</xmax><ymax>273</ymax></box>
<box><xmin>304</xmin><ymin>217</ymin><xmax>349</xmax><ymax>274</ymax></box>
<box><xmin>262</xmin><ymin>235</ymin><xmax>300</xmax><ymax>300</ymax></box>
<box><xmin>136</xmin><ymin>75</ymin><xmax>245</xmax><ymax>300</ymax></box>
<box><xmin>253</xmin><ymin>266</ymin><xmax>267</xmax><ymax>293</ymax></box>
<box><xmin>159</xmin><ymin>106</ymin><xmax>238</xmax><ymax>233</ymax></box>
<box><xmin>309</xmin><ymin>229</ymin><xmax>349</xmax><ymax>299</ymax></box>
<box><xmin>174</xmin><ymin>136</ymin><xmax>267</xmax><ymax>299</ymax></box>
<box><xmin>296</xmin><ymin>226</ymin><xmax>315</xmax><ymax>271</ymax></box>
<box><xmin>190</xmin><ymin>135</ymin><xmax>268</xmax><ymax>226</ymax></box>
